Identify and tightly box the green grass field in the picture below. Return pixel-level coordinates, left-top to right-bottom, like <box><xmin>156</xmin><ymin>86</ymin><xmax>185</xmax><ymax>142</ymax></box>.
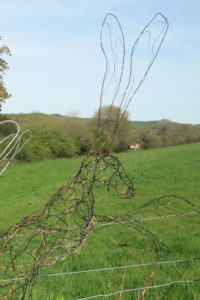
<box><xmin>0</xmin><ymin>143</ymin><xmax>200</xmax><ymax>299</ymax></box>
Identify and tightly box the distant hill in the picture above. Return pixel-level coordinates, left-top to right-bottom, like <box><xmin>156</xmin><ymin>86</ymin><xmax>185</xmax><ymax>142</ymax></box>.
<box><xmin>4</xmin><ymin>113</ymin><xmax>92</xmax><ymax>127</ymax></box>
<box><xmin>3</xmin><ymin>112</ymin><xmax>199</xmax><ymax>129</ymax></box>
<box><xmin>131</xmin><ymin>119</ymin><xmax>191</xmax><ymax>128</ymax></box>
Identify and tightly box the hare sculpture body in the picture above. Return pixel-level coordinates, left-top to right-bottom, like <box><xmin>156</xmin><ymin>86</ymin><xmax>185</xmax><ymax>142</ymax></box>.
<box><xmin>0</xmin><ymin>152</ymin><xmax>136</xmax><ymax>299</ymax></box>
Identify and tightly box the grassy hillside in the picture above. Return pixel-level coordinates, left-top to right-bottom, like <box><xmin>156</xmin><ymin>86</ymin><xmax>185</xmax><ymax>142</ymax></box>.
<box><xmin>0</xmin><ymin>143</ymin><xmax>200</xmax><ymax>299</ymax></box>
<box><xmin>4</xmin><ymin>112</ymin><xmax>91</xmax><ymax>133</ymax></box>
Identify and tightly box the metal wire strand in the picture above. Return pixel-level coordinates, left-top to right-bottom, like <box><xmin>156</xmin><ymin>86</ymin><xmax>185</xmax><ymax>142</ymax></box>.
<box><xmin>76</xmin><ymin>278</ymin><xmax>200</xmax><ymax>300</ymax></box>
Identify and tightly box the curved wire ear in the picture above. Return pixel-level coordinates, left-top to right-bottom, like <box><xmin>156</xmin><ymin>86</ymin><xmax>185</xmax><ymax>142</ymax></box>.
<box><xmin>97</xmin><ymin>13</ymin><xmax>169</xmax><ymax>150</ymax></box>
<box><xmin>118</xmin><ymin>13</ymin><xmax>169</xmax><ymax>118</ymax></box>
<box><xmin>98</xmin><ymin>13</ymin><xmax>125</xmax><ymax>129</ymax></box>
<box><xmin>0</xmin><ymin>120</ymin><xmax>31</xmax><ymax>176</ymax></box>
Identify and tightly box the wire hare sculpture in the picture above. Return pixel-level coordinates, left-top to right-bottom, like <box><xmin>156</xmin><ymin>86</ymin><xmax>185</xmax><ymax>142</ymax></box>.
<box><xmin>0</xmin><ymin>13</ymin><xmax>198</xmax><ymax>299</ymax></box>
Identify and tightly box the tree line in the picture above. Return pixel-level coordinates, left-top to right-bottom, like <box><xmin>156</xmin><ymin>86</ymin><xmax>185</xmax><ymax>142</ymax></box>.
<box><xmin>132</xmin><ymin>120</ymin><xmax>200</xmax><ymax>149</ymax></box>
<box><xmin>1</xmin><ymin>112</ymin><xmax>200</xmax><ymax>163</ymax></box>
<box><xmin>0</xmin><ymin>107</ymin><xmax>133</xmax><ymax>162</ymax></box>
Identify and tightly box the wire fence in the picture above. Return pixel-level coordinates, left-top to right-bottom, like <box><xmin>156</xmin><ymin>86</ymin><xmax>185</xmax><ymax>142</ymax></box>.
<box><xmin>76</xmin><ymin>279</ymin><xmax>200</xmax><ymax>300</ymax></box>
<box><xmin>0</xmin><ymin>200</ymin><xmax>199</xmax><ymax>298</ymax></box>
<box><xmin>1</xmin><ymin>256</ymin><xmax>199</xmax><ymax>299</ymax></box>
<box><xmin>1</xmin><ymin>256</ymin><xmax>199</xmax><ymax>283</ymax></box>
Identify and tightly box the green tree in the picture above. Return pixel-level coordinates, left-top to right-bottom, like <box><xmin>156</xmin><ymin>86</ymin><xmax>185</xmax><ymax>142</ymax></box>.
<box><xmin>92</xmin><ymin>106</ymin><xmax>133</xmax><ymax>152</ymax></box>
<box><xmin>17</xmin><ymin>121</ymin><xmax>79</xmax><ymax>162</ymax></box>
<box><xmin>141</xmin><ymin>132</ymin><xmax>161</xmax><ymax>149</ymax></box>
<box><xmin>0</xmin><ymin>36</ymin><xmax>11</xmax><ymax>111</ymax></box>
<box><xmin>64</xmin><ymin>117</ymin><xmax>93</xmax><ymax>154</ymax></box>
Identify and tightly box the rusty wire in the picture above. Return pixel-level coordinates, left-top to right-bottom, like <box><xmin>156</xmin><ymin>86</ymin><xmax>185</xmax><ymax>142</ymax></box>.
<box><xmin>0</xmin><ymin>13</ymin><xmax>198</xmax><ymax>300</ymax></box>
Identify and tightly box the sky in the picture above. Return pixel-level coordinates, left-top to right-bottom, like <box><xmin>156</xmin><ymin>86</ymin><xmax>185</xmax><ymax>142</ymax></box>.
<box><xmin>0</xmin><ymin>0</ymin><xmax>199</xmax><ymax>124</ymax></box>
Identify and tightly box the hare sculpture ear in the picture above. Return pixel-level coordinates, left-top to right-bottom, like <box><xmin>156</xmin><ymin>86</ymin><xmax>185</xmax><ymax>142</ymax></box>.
<box><xmin>0</xmin><ymin>120</ymin><xmax>31</xmax><ymax>176</ymax></box>
<box><xmin>97</xmin><ymin>13</ymin><xmax>168</xmax><ymax>150</ymax></box>
<box><xmin>98</xmin><ymin>13</ymin><xmax>125</xmax><ymax>130</ymax></box>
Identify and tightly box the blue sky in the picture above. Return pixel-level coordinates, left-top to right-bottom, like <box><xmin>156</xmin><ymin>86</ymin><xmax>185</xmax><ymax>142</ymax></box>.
<box><xmin>0</xmin><ymin>0</ymin><xmax>199</xmax><ymax>124</ymax></box>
